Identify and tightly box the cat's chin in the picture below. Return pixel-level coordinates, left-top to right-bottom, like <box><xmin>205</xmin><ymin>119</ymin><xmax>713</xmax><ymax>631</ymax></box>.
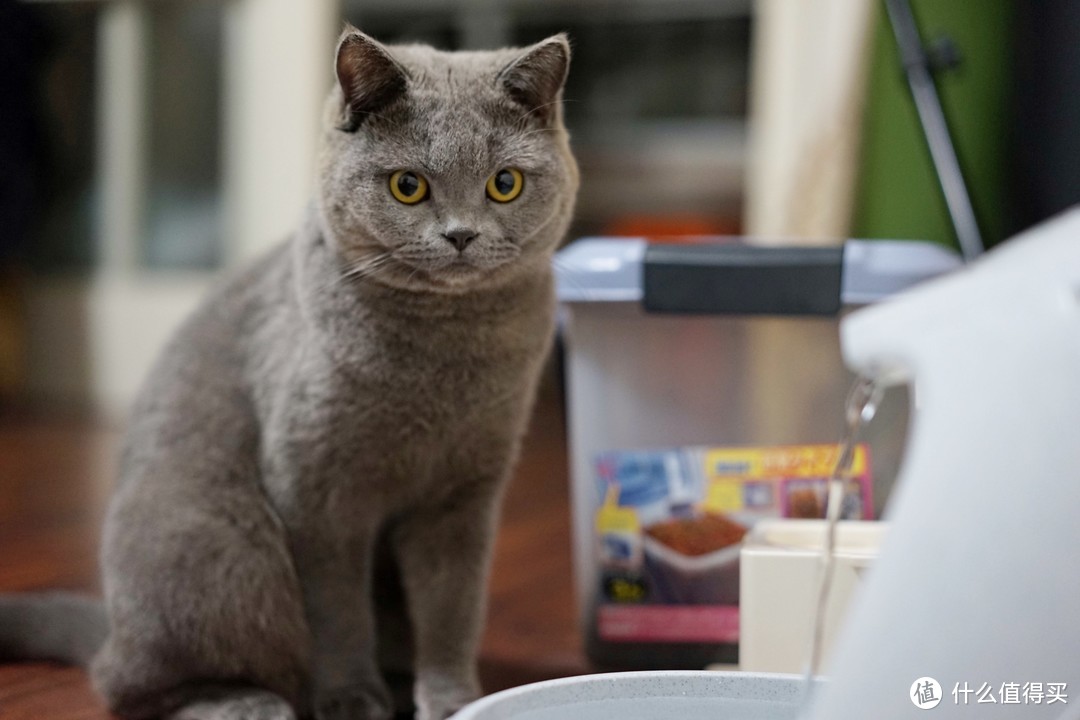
<box><xmin>427</xmin><ymin>263</ymin><xmax>515</xmax><ymax>293</ymax></box>
<box><xmin>378</xmin><ymin>256</ymin><xmax>515</xmax><ymax>295</ymax></box>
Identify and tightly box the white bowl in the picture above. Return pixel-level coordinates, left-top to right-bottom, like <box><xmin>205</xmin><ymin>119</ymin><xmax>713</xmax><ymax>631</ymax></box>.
<box><xmin>450</xmin><ymin>671</ymin><xmax>806</xmax><ymax>720</ymax></box>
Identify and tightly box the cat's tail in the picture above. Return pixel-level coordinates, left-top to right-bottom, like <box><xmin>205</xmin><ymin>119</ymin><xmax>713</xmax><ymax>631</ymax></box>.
<box><xmin>0</xmin><ymin>592</ymin><xmax>108</xmax><ymax>666</ymax></box>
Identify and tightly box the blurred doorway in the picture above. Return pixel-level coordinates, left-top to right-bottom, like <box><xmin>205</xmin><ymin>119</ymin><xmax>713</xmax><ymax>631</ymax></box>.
<box><xmin>20</xmin><ymin>0</ymin><xmax>337</xmax><ymax>417</ymax></box>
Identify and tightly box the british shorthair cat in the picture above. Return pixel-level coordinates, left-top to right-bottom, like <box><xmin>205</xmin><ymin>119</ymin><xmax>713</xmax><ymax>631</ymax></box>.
<box><xmin>0</xmin><ymin>25</ymin><xmax>578</xmax><ymax>720</ymax></box>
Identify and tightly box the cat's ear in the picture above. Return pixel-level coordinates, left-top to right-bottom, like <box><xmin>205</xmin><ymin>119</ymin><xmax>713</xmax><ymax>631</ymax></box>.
<box><xmin>335</xmin><ymin>26</ymin><xmax>409</xmax><ymax>132</ymax></box>
<box><xmin>498</xmin><ymin>34</ymin><xmax>571</xmax><ymax>124</ymax></box>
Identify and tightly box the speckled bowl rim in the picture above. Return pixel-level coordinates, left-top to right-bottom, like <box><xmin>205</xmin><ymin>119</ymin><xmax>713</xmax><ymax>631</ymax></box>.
<box><xmin>450</xmin><ymin>670</ymin><xmax>806</xmax><ymax>719</ymax></box>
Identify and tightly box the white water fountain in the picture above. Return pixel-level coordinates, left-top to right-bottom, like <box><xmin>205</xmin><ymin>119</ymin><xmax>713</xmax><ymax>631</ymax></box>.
<box><xmin>809</xmin><ymin>209</ymin><xmax>1080</xmax><ymax>718</ymax></box>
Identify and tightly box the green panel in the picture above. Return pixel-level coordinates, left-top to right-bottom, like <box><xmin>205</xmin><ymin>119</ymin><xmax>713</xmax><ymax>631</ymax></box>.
<box><xmin>853</xmin><ymin>0</ymin><xmax>1015</xmax><ymax>250</ymax></box>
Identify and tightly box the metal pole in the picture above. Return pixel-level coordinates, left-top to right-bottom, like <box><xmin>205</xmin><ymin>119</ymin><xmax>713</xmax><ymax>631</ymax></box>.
<box><xmin>883</xmin><ymin>0</ymin><xmax>985</xmax><ymax>261</ymax></box>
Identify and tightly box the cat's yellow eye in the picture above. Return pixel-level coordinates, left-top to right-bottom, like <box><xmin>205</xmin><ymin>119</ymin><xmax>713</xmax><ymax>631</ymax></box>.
<box><xmin>486</xmin><ymin>168</ymin><xmax>524</xmax><ymax>203</ymax></box>
<box><xmin>389</xmin><ymin>170</ymin><xmax>429</xmax><ymax>205</ymax></box>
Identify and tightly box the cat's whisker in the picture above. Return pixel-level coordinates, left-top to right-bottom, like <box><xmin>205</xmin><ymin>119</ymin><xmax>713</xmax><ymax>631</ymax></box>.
<box><xmin>484</xmin><ymin>249</ymin><xmax>520</xmax><ymax>262</ymax></box>
<box><xmin>519</xmin><ymin>204</ymin><xmax>563</xmax><ymax>245</ymax></box>
<box><xmin>316</xmin><ymin>253</ymin><xmax>395</xmax><ymax>294</ymax></box>
<box><xmin>345</xmin><ymin>257</ymin><xmax>395</xmax><ymax>285</ymax></box>
<box><xmin>345</xmin><ymin>254</ymin><xmax>393</xmax><ymax>276</ymax></box>
<box><xmin>341</xmin><ymin>257</ymin><xmax>392</xmax><ymax>282</ymax></box>
<box><xmin>513</xmin><ymin>98</ymin><xmax>576</xmax><ymax>128</ymax></box>
<box><xmin>403</xmin><ymin>264</ymin><xmax>424</xmax><ymax>287</ymax></box>
<box><xmin>516</xmin><ymin>127</ymin><xmax>559</xmax><ymax>142</ymax></box>
<box><xmin>461</xmin><ymin>386</ymin><xmax>523</xmax><ymax>423</ymax></box>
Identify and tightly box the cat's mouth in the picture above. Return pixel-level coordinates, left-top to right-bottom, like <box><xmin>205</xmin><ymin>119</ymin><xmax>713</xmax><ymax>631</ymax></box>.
<box><xmin>432</xmin><ymin>257</ymin><xmax>494</xmax><ymax>285</ymax></box>
<box><xmin>383</xmin><ymin>252</ymin><xmax>506</xmax><ymax>292</ymax></box>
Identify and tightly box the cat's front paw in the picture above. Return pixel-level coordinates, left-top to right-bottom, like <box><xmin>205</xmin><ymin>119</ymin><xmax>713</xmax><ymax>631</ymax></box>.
<box><xmin>170</xmin><ymin>690</ymin><xmax>297</xmax><ymax>720</ymax></box>
<box><xmin>416</xmin><ymin>696</ymin><xmax>475</xmax><ymax>720</ymax></box>
<box><xmin>314</xmin><ymin>684</ymin><xmax>394</xmax><ymax>720</ymax></box>
<box><xmin>415</xmin><ymin>676</ymin><xmax>480</xmax><ymax>720</ymax></box>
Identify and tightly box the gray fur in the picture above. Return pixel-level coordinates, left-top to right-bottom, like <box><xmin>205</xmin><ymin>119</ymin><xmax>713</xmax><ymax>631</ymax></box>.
<box><xmin>0</xmin><ymin>27</ymin><xmax>577</xmax><ymax>720</ymax></box>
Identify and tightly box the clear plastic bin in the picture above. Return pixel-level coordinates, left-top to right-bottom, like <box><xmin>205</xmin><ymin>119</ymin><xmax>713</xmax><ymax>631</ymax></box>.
<box><xmin>554</xmin><ymin>237</ymin><xmax>960</xmax><ymax>669</ymax></box>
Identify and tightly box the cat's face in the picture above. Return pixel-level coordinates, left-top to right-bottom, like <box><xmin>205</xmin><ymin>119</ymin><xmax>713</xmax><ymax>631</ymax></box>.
<box><xmin>317</xmin><ymin>29</ymin><xmax>579</xmax><ymax>294</ymax></box>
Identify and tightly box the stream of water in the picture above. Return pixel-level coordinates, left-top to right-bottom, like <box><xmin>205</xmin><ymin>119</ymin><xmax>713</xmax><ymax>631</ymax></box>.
<box><xmin>800</xmin><ymin>375</ymin><xmax>886</xmax><ymax>709</ymax></box>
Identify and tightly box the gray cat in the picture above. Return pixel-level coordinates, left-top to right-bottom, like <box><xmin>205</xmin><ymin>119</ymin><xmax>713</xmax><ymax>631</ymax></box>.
<box><xmin>0</xmin><ymin>26</ymin><xmax>578</xmax><ymax>720</ymax></box>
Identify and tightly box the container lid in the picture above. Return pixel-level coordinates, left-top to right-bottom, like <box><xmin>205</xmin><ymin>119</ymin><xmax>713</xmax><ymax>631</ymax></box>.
<box><xmin>554</xmin><ymin>238</ymin><xmax>647</xmax><ymax>302</ymax></box>
<box><xmin>554</xmin><ymin>238</ymin><xmax>962</xmax><ymax>315</ymax></box>
<box><xmin>840</xmin><ymin>239</ymin><xmax>962</xmax><ymax>304</ymax></box>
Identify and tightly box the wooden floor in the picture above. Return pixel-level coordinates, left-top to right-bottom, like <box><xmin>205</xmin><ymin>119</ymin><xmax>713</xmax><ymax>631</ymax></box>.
<box><xmin>0</xmin><ymin>368</ymin><xmax>591</xmax><ymax>719</ymax></box>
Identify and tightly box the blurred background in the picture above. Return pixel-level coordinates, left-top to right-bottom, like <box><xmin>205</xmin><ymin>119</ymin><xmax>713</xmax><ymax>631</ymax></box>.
<box><xmin>0</xmin><ymin>0</ymin><xmax>1078</xmax><ymax>414</ymax></box>
<box><xmin>1</xmin><ymin>1</ymin><xmax>1080</xmax><ymax>713</ymax></box>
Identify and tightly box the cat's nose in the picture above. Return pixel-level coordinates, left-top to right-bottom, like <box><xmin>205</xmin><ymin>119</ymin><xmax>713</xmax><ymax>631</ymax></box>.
<box><xmin>442</xmin><ymin>227</ymin><xmax>478</xmax><ymax>252</ymax></box>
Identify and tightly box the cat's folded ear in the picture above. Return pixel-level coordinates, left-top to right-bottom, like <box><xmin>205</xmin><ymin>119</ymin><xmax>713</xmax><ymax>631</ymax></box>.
<box><xmin>498</xmin><ymin>34</ymin><xmax>571</xmax><ymax>124</ymax></box>
<box><xmin>335</xmin><ymin>25</ymin><xmax>409</xmax><ymax>132</ymax></box>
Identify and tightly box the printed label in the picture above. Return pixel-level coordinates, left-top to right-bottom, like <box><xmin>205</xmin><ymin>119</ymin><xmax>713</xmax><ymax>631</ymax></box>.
<box><xmin>598</xmin><ymin>605</ymin><xmax>741</xmax><ymax>644</ymax></box>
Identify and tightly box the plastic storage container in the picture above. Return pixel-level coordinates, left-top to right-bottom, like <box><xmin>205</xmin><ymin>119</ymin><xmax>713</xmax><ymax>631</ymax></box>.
<box><xmin>554</xmin><ymin>237</ymin><xmax>959</xmax><ymax>669</ymax></box>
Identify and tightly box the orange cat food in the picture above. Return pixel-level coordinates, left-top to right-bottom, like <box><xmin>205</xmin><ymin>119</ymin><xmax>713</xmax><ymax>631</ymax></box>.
<box><xmin>788</xmin><ymin>488</ymin><xmax>823</xmax><ymax>519</ymax></box>
<box><xmin>645</xmin><ymin>513</ymin><xmax>748</xmax><ymax>557</ymax></box>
